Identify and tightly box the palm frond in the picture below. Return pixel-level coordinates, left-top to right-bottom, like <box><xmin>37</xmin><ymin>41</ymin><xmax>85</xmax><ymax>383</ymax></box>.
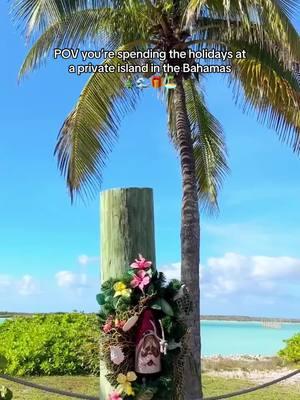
<box><xmin>12</xmin><ymin>0</ymin><xmax>123</xmax><ymax>40</ymax></box>
<box><xmin>107</xmin><ymin>1</ymin><xmax>154</xmax><ymax>44</ymax></box>
<box><xmin>17</xmin><ymin>0</ymin><xmax>155</xmax><ymax>79</ymax></box>
<box><xmin>12</xmin><ymin>0</ymin><xmax>81</xmax><ymax>39</ymax></box>
<box><xmin>18</xmin><ymin>8</ymin><xmax>115</xmax><ymax>79</ymax></box>
<box><xmin>258</xmin><ymin>0</ymin><xmax>300</xmax><ymax>61</ymax></box>
<box><xmin>187</xmin><ymin>0</ymin><xmax>300</xmax><ymax>61</ymax></box>
<box><xmin>54</xmin><ymin>51</ymin><xmax>143</xmax><ymax>201</ymax></box>
<box><xmin>167</xmin><ymin>88</ymin><xmax>176</xmax><ymax>140</ymax></box>
<box><xmin>293</xmin><ymin>61</ymin><xmax>300</xmax><ymax>85</ymax></box>
<box><xmin>190</xmin><ymin>18</ymin><xmax>280</xmax><ymax>64</ymax></box>
<box><xmin>185</xmin><ymin>79</ymin><xmax>229</xmax><ymax>212</ymax></box>
<box><xmin>228</xmin><ymin>41</ymin><xmax>300</xmax><ymax>151</ymax></box>
<box><xmin>167</xmin><ymin>79</ymin><xmax>229</xmax><ymax>212</ymax></box>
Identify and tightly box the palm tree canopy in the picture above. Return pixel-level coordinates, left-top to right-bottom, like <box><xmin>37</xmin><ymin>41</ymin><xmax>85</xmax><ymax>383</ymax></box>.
<box><xmin>13</xmin><ymin>0</ymin><xmax>300</xmax><ymax>202</ymax></box>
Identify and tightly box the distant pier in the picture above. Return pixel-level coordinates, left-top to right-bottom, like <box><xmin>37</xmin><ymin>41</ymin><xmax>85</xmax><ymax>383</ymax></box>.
<box><xmin>261</xmin><ymin>320</ymin><xmax>282</xmax><ymax>329</ymax></box>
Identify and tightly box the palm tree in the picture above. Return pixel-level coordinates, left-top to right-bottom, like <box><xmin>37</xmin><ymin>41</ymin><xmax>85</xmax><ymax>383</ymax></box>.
<box><xmin>13</xmin><ymin>1</ymin><xmax>300</xmax><ymax>399</ymax></box>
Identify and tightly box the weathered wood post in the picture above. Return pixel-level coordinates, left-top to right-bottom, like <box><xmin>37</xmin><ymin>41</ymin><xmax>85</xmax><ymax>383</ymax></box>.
<box><xmin>99</xmin><ymin>187</ymin><xmax>156</xmax><ymax>400</ymax></box>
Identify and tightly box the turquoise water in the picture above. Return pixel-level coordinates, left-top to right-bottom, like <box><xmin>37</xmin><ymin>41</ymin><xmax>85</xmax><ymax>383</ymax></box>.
<box><xmin>201</xmin><ymin>320</ymin><xmax>300</xmax><ymax>356</ymax></box>
<box><xmin>1</xmin><ymin>318</ymin><xmax>299</xmax><ymax>356</ymax></box>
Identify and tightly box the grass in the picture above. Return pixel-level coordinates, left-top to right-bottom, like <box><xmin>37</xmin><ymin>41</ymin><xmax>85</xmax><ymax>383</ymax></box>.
<box><xmin>203</xmin><ymin>376</ymin><xmax>300</xmax><ymax>399</ymax></box>
<box><xmin>0</xmin><ymin>375</ymin><xmax>299</xmax><ymax>400</ymax></box>
<box><xmin>0</xmin><ymin>376</ymin><xmax>99</xmax><ymax>400</ymax></box>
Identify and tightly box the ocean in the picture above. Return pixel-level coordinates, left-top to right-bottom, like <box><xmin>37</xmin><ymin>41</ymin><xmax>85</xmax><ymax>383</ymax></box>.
<box><xmin>201</xmin><ymin>320</ymin><xmax>300</xmax><ymax>356</ymax></box>
<box><xmin>0</xmin><ymin>318</ymin><xmax>299</xmax><ymax>356</ymax></box>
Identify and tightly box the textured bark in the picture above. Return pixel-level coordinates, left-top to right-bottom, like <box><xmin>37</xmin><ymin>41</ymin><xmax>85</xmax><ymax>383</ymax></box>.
<box><xmin>174</xmin><ymin>79</ymin><xmax>203</xmax><ymax>399</ymax></box>
<box><xmin>100</xmin><ymin>187</ymin><xmax>156</xmax><ymax>279</ymax></box>
<box><xmin>99</xmin><ymin>187</ymin><xmax>156</xmax><ymax>400</ymax></box>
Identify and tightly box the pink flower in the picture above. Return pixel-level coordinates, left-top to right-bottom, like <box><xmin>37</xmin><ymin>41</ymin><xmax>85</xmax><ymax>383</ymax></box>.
<box><xmin>130</xmin><ymin>270</ymin><xmax>150</xmax><ymax>291</ymax></box>
<box><xmin>130</xmin><ymin>254</ymin><xmax>152</xmax><ymax>270</ymax></box>
<box><xmin>108</xmin><ymin>391</ymin><xmax>122</xmax><ymax>400</ymax></box>
<box><xmin>115</xmin><ymin>319</ymin><xmax>126</xmax><ymax>329</ymax></box>
<box><xmin>103</xmin><ymin>322</ymin><xmax>112</xmax><ymax>333</ymax></box>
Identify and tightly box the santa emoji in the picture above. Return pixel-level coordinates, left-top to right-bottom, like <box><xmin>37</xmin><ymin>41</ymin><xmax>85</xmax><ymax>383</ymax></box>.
<box><xmin>134</xmin><ymin>309</ymin><xmax>167</xmax><ymax>374</ymax></box>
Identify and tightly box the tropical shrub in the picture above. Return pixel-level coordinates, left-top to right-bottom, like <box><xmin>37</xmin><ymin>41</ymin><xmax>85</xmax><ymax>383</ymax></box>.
<box><xmin>278</xmin><ymin>333</ymin><xmax>300</xmax><ymax>363</ymax></box>
<box><xmin>0</xmin><ymin>354</ymin><xmax>8</xmax><ymax>370</ymax></box>
<box><xmin>0</xmin><ymin>385</ymin><xmax>13</xmax><ymax>400</ymax></box>
<box><xmin>0</xmin><ymin>355</ymin><xmax>13</xmax><ymax>399</ymax></box>
<box><xmin>0</xmin><ymin>314</ymin><xmax>100</xmax><ymax>376</ymax></box>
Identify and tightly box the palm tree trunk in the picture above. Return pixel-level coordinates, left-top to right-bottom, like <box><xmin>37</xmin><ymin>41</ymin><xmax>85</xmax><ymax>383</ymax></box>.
<box><xmin>173</xmin><ymin>78</ymin><xmax>203</xmax><ymax>400</ymax></box>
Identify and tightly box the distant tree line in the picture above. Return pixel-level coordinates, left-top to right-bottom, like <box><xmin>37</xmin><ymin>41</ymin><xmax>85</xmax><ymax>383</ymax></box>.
<box><xmin>2</xmin><ymin>312</ymin><xmax>300</xmax><ymax>323</ymax></box>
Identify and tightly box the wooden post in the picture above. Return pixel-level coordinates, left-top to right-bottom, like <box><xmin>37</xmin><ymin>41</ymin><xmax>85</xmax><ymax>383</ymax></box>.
<box><xmin>99</xmin><ymin>187</ymin><xmax>156</xmax><ymax>399</ymax></box>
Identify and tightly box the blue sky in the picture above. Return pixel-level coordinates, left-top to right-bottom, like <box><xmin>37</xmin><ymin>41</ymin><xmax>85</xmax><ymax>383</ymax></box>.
<box><xmin>0</xmin><ymin>3</ymin><xmax>299</xmax><ymax>317</ymax></box>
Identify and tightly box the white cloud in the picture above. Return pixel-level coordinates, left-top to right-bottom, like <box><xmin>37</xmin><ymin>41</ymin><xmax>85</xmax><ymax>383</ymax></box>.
<box><xmin>203</xmin><ymin>252</ymin><xmax>300</xmax><ymax>299</ymax></box>
<box><xmin>160</xmin><ymin>252</ymin><xmax>300</xmax><ymax>301</ymax></box>
<box><xmin>55</xmin><ymin>271</ymin><xmax>90</xmax><ymax>289</ymax></box>
<box><xmin>160</xmin><ymin>262</ymin><xmax>181</xmax><ymax>280</ymax></box>
<box><xmin>251</xmin><ymin>256</ymin><xmax>300</xmax><ymax>280</ymax></box>
<box><xmin>0</xmin><ymin>274</ymin><xmax>39</xmax><ymax>296</ymax></box>
<box><xmin>56</xmin><ymin>271</ymin><xmax>76</xmax><ymax>288</ymax></box>
<box><xmin>17</xmin><ymin>275</ymin><xmax>39</xmax><ymax>296</ymax></box>
<box><xmin>77</xmin><ymin>254</ymin><xmax>99</xmax><ymax>266</ymax></box>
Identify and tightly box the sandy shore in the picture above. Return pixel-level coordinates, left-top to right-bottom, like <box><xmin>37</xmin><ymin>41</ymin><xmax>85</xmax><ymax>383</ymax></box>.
<box><xmin>206</xmin><ymin>368</ymin><xmax>300</xmax><ymax>385</ymax></box>
<box><xmin>203</xmin><ymin>355</ymin><xmax>300</xmax><ymax>386</ymax></box>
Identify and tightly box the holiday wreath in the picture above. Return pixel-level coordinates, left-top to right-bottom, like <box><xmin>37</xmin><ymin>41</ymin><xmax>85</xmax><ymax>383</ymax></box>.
<box><xmin>96</xmin><ymin>254</ymin><xmax>193</xmax><ymax>400</ymax></box>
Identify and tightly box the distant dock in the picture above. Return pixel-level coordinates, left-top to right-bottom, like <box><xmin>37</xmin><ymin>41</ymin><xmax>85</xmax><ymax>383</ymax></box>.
<box><xmin>261</xmin><ymin>320</ymin><xmax>282</xmax><ymax>329</ymax></box>
<box><xmin>201</xmin><ymin>315</ymin><xmax>300</xmax><ymax>323</ymax></box>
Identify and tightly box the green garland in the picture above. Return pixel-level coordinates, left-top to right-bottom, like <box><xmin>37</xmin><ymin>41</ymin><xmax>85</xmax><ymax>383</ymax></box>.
<box><xmin>96</xmin><ymin>255</ymin><xmax>192</xmax><ymax>400</ymax></box>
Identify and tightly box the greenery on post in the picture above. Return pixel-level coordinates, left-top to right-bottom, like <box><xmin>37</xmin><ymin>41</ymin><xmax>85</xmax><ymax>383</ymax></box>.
<box><xmin>97</xmin><ymin>254</ymin><xmax>191</xmax><ymax>400</ymax></box>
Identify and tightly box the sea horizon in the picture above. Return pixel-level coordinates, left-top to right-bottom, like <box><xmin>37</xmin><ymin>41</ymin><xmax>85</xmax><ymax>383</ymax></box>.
<box><xmin>1</xmin><ymin>312</ymin><xmax>300</xmax><ymax>323</ymax></box>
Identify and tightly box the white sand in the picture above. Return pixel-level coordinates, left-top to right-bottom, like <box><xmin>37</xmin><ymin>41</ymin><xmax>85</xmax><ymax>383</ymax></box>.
<box><xmin>206</xmin><ymin>368</ymin><xmax>300</xmax><ymax>385</ymax></box>
<box><xmin>203</xmin><ymin>356</ymin><xmax>300</xmax><ymax>386</ymax></box>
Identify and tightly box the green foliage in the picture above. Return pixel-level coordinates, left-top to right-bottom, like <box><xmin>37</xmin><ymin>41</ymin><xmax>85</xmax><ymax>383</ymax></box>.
<box><xmin>0</xmin><ymin>314</ymin><xmax>100</xmax><ymax>376</ymax></box>
<box><xmin>0</xmin><ymin>356</ymin><xmax>13</xmax><ymax>399</ymax></box>
<box><xmin>278</xmin><ymin>333</ymin><xmax>300</xmax><ymax>363</ymax></box>
<box><xmin>0</xmin><ymin>355</ymin><xmax>8</xmax><ymax>371</ymax></box>
<box><xmin>0</xmin><ymin>385</ymin><xmax>13</xmax><ymax>400</ymax></box>
<box><xmin>0</xmin><ymin>376</ymin><xmax>99</xmax><ymax>400</ymax></box>
<box><xmin>97</xmin><ymin>257</ymin><xmax>189</xmax><ymax>399</ymax></box>
<box><xmin>151</xmin><ymin>298</ymin><xmax>174</xmax><ymax>316</ymax></box>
